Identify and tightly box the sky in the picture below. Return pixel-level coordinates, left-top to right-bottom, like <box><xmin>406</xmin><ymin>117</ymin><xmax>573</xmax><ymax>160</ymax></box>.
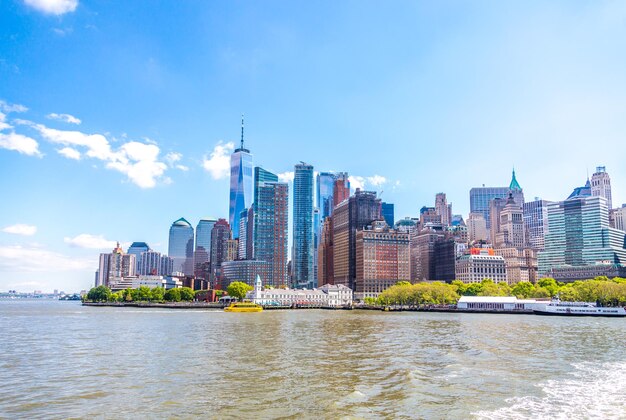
<box><xmin>1</xmin><ymin>0</ymin><xmax>626</xmax><ymax>292</ymax></box>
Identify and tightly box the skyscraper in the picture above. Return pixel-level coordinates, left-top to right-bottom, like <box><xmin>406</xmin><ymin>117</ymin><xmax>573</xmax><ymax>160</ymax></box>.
<box><xmin>538</xmin><ymin>193</ymin><xmax>626</xmax><ymax>281</ymax></box>
<box><xmin>317</xmin><ymin>172</ymin><xmax>336</xmax><ymax>220</ymax></box>
<box><xmin>292</xmin><ymin>162</ymin><xmax>315</xmax><ymax>289</ymax></box>
<box><xmin>195</xmin><ymin>218</ymin><xmax>216</xmax><ymax>280</ymax></box>
<box><xmin>229</xmin><ymin>116</ymin><xmax>253</xmax><ymax>239</ymax></box>
<box><xmin>253</xmin><ymin>169</ymin><xmax>289</xmax><ymax>287</ymax></box>
<box><xmin>435</xmin><ymin>193</ymin><xmax>451</xmax><ymax>227</ymax></box>
<box><xmin>210</xmin><ymin>219</ymin><xmax>231</xmax><ymax>288</ymax></box>
<box><xmin>381</xmin><ymin>202</ymin><xmax>395</xmax><ymax>228</ymax></box>
<box><xmin>509</xmin><ymin>169</ymin><xmax>524</xmax><ymax>208</ymax></box>
<box><xmin>523</xmin><ymin>199</ymin><xmax>552</xmax><ymax>250</ymax></box>
<box><xmin>591</xmin><ymin>166</ymin><xmax>612</xmax><ymax>210</ymax></box>
<box><xmin>127</xmin><ymin>242</ymin><xmax>150</xmax><ymax>272</ymax></box>
<box><xmin>168</xmin><ymin>217</ymin><xmax>194</xmax><ymax>276</ymax></box>
<box><xmin>470</xmin><ymin>185</ymin><xmax>509</xmax><ymax>229</ymax></box>
<box><xmin>333</xmin><ymin>172</ymin><xmax>350</xmax><ymax>207</ymax></box>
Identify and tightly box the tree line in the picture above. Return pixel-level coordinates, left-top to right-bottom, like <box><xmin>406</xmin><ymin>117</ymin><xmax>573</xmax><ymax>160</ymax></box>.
<box><xmin>85</xmin><ymin>285</ymin><xmax>196</xmax><ymax>303</ymax></box>
<box><xmin>364</xmin><ymin>277</ymin><xmax>626</xmax><ymax>307</ymax></box>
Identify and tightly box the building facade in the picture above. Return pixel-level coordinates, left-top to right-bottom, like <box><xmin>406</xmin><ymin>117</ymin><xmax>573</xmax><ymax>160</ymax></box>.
<box><xmin>355</xmin><ymin>220</ymin><xmax>410</xmax><ymax>300</ymax></box>
<box><xmin>467</xmin><ymin>212</ymin><xmax>489</xmax><ymax>243</ymax></box>
<box><xmin>469</xmin><ymin>186</ymin><xmax>509</xmax><ymax>230</ymax></box>
<box><xmin>194</xmin><ymin>218</ymin><xmax>216</xmax><ymax>280</ymax></box>
<box><xmin>248</xmin><ymin>275</ymin><xmax>353</xmax><ymax>307</ymax></box>
<box><xmin>455</xmin><ymin>249</ymin><xmax>507</xmax><ymax>284</ymax></box>
<box><xmin>292</xmin><ymin>162</ymin><xmax>315</xmax><ymax>289</ymax></box>
<box><xmin>591</xmin><ymin>166</ymin><xmax>612</xmax><ymax>210</ymax></box>
<box><xmin>168</xmin><ymin>217</ymin><xmax>194</xmax><ymax>276</ymax></box>
<box><xmin>221</xmin><ymin>260</ymin><xmax>272</xmax><ymax>288</ymax></box>
<box><xmin>523</xmin><ymin>199</ymin><xmax>551</xmax><ymax>250</ymax></box>
<box><xmin>229</xmin><ymin>117</ymin><xmax>253</xmax><ymax>239</ymax></box>
<box><xmin>210</xmin><ymin>218</ymin><xmax>231</xmax><ymax>288</ymax></box>
<box><xmin>381</xmin><ymin>202</ymin><xmax>395</xmax><ymax>228</ymax></box>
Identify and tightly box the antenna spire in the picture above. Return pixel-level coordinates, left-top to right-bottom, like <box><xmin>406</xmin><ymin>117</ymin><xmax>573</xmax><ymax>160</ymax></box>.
<box><xmin>240</xmin><ymin>114</ymin><xmax>245</xmax><ymax>150</ymax></box>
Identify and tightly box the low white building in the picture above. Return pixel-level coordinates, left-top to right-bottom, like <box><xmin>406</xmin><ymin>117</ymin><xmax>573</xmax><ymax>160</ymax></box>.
<box><xmin>457</xmin><ymin>296</ymin><xmax>547</xmax><ymax>311</ymax></box>
<box><xmin>246</xmin><ymin>276</ymin><xmax>352</xmax><ymax>307</ymax></box>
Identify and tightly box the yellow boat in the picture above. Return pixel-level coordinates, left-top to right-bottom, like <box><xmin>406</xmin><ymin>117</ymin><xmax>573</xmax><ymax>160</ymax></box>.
<box><xmin>224</xmin><ymin>302</ymin><xmax>263</xmax><ymax>312</ymax></box>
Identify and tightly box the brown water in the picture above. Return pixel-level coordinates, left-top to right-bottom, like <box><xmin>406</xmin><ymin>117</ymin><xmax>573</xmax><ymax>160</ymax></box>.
<box><xmin>1</xmin><ymin>300</ymin><xmax>625</xmax><ymax>419</ymax></box>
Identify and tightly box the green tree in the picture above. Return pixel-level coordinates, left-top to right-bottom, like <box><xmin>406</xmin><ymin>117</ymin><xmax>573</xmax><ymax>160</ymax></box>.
<box><xmin>109</xmin><ymin>291</ymin><xmax>123</xmax><ymax>302</ymax></box>
<box><xmin>227</xmin><ymin>281</ymin><xmax>253</xmax><ymax>300</ymax></box>
<box><xmin>396</xmin><ymin>281</ymin><xmax>412</xmax><ymax>287</ymax></box>
<box><xmin>151</xmin><ymin>287</ymin><xmax>164</xmax><ymax>301</ymax></box>
<box><xmin>136</xmin><ymin>286</ymin><xmax>152</xmax><ymax>301</ymax></box>
<box><xmin>179</xmin><ymin>287</ymin><xmax>195</xmax><ymax>301</ymax></box>
<box><xmin>537</xmin><ymin>278</ymin><xmax>559</xmax><ymax>297</ymax></box>
<box><xmin>87</xmin><ymin>285</ymin><xmax>112</xmax><ymax>302</ymax></box>
<box><xmin>511</xmin><ymin>281</ymin><xmax>534</xmax><ymax>298</ymax></box>
<box><xmin>164</xmin><ymin>288</ymin><xmax>181</xmax><ymax>302</ymax></box>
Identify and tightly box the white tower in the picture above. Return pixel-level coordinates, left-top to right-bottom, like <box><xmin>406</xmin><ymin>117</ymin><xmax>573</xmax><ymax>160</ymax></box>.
<box><xmin>591</xmin><ymin>166</ymin><xmax>612</xmax><ymax>209</ymax></box>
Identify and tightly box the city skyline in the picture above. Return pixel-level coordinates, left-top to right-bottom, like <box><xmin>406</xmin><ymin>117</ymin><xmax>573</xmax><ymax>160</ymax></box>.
<box><xmin>2</xmin><ymin>1</ymin><xmax>626</xmax><ymax>292</ymax></box>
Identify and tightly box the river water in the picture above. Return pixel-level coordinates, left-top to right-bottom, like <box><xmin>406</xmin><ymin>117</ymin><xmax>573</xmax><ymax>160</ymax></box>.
<box><xmin>0</xmin><ymin>300</ymin><xmax>625</xmax><ymax>419</ymax></box>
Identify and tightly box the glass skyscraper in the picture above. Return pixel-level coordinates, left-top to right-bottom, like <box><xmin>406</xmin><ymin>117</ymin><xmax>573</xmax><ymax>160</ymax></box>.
<box><xmin>127</xmin><ymin>241</ymin><xmax>150</xmax><ymax>272</ymax></box>
<box><xmin>382</xmin><ymin>202</ymin><xmax>395</xmax><ymax>228</ymax></box>
<box><xmin>168</xmin><ymin>217</ymin><xmax>194</xmax><ymax>275</ymax></box>
<box><xmin>194</xmin><ymin>218</ymin><xmax>216</xmax><ymax>279</ymax></box>
<box><xmin>253</xmin><ymin>167</ymin><xmax>288</xmax><ymax>287</ymax></box>
<box><xmin>292</xmin><ymin>162</ymin><xmax>315</xmax><ymax>289</ymax></box>
<box><xmin>229</xmin><ymin>117</ymin><xmax>253</xmax><ymax>239</ymax></box>
<box><xmin>316</xmin><ymin>172</ymin><xmax>336</xmax><ymax>221</ymax></box>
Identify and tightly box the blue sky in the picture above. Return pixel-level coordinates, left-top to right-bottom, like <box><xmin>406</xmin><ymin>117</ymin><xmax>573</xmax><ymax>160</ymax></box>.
<box><xmin>1</xmin><ymin>0</ymin><xmax>626</xmax><ymax>292</ymax></box>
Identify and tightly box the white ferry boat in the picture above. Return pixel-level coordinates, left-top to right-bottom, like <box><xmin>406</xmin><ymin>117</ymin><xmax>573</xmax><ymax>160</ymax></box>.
<box><xmin>533</xmin><ymin>300</ymin><xmax>626</xmax><ymax>317</ymax></box>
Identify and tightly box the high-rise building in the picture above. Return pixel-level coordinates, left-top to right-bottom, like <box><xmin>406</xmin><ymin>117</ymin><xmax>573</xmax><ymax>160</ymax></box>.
<box><xmin>470</xmin><ymin>187</ymin><xmax>509</xmax><ymax>229</ymax></box>
<box><xmin>210</xmin><ymin>219</ymin><xmax>231</xmax><ymax>288</ymax></box>
<box><xmin>333</xmin><ymin>190</ymin><xmax>381</xmax><ymax>290</ymax></box>
<box><xmin>221</xmin><ymin>260</ymin><xmax>272</xmax><ymax>288</ymax></box>
<box><xmin>591</xmin><ymin>166</ymin><xmax>612</xmax><ymax>210</ymax></box>
<box><xmin>97</xmin><ymin>242</ymin><xmax>136</xmax><ymax>288</ymax></box>
<box><xmin>317</xmin><ymin>172</ymin><xmax>336</xmax><ymax>221</ymax></box>
<box><xmin>435</xmin><ymin>193</ymin><xmax>451</xmax><ymax>227</ymax></box>
<box><xmin>355</xmin><ymin>220</ymin><xmax>410</xmax><ymax>300</ymax></box>
<box><xmin>229</xmin><ymin>117</ymin><xmax>253</xmax><ymax>239</ymax></box>
<box><xmin>509</xmin><ymin>169</ymin><xmax>524</xmax><ymax>209</ymax></box>
<box><xmin>168</xmin><ymin>217</ymin><xmax>194</xmax><ymax>276</ymax></box>
<box><xmin>292</xmin><ymin>162</ymin><xmax>315</xmax><ymax>289</ymax></box>
<box><xmin>318</xmin><ymin>217</ymin><xmax>334</xmax><ymax>287</ymax></box>
<box><xmin>489</xmin><ymin>198</ymin><xmax>507</xmax><ymax>246</ymax></box>
<box><xmin>409</xmin><ymin>226</ymin><xmax>455</xmax><ymax>282</ymax></box>
<box><xmin>381</xmin><ymin>202</ymin><xmax>395</xmax><ymax>228</ymax></box>
<box><xmin>313</xmin><ymin>207</ymin><xmax>320</xmax><ymax>288</ymax></box>
<box><xmin>194</xmin><ymin>218</ymin><xmax>216</xmax><ymax>280</ymax></box>
<box><xmin>420</xmin><ymin>206</ymin><xmax>441</xmax><ymax>226</ymax></box>
<box><xmin>538</xmin><ymin>192</ymin><xmax>626</xmax><ymax>282</ymax></box>
<box><xmin>253</xmin><ymin>169</ymin><xmax>289</xmax><ymax>287</ymax></box>
<box><xmin>333</xmin><ymin>173</ymin><xmax>350</xmax><ymax>207</ymax></box>
<box><xmin>455</xmin><ymin>249</ymin><xmax>507</xmax><ymax>284</ymax></box>
<box><xmin>467</xmin><ymin>212</ymin><xmax>489</xmax><ymax>243</ymax></box>
<box><xmin>523</xmin><ymin>199</ymin><xmax>552</xmax><ymax>250</ymax></box>
<box><xmin>611</xmin><ymin>205</ymin><xmax>626</xmax><ymax>231</ymax></box>
<box><xmin>127</xmin><ymin>242</ymin><xmax>150</xmax><ymax>272</ymax></box>
<box><xmin>495</xmin><ymin>194</ymin><xmax>525</xmax><ymax>249</ymax></box>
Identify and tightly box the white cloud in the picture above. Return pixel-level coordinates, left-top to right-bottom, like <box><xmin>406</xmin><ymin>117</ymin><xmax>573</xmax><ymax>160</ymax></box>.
<box><xmin>367</xmin><ymin>175</ymin><xmax>387</xmax><ymax>187</ymax></box>
<box><xmin>33</xmin><ymin>123</ymin><xmax>169</xmax><ymax>188</ymax></box>
<box><xmin>0</xmin><ymin>100</ymin><xmax>28</xmax><ymax>113</ymax></box>
<box><xmin>277</xmin><ymin>171</ymin><xmax>295</xmax><ymax>183</ymax></box>
<box><xmin>175</xmin><ymin>164</ymin><xmax>189</xmax><ymax>171</ymax></box>
<box><xmin>23</xmin><ymin>0</ymin><xmax>78</xmax><ymax>15</ymax></box>
<box><xmin>165</xmin><ymin>152</ymin><xmax>188</xmax><ymax>171</ymax></box>
<box><xmin>0</xmin><ymin>132</ymin><xmax>42</xmax><ymax>157</ymax></box>
<box><xmin>349</xmin><ymin>175</ymin><xmax>365</xmax><ymax>190</ymax></box>
<box><xmin>64</xmin><ymin>234</ymin><xmax>117</xmax><ymax>249</ymax></box>
<box><xmin>47</xmin><ymin>112</ymin><xmax>81</xmax><ymax>124</ymax></box>
<box><xmin>202</xmin><ymin>141</ymin><xmax>234</xmax><ymax>179</ymax></box>
<box><xmin>0</xmin><ymin>112</ymin><xmax>11</xmax><ymax>131</ymax></box>
<box><xmin>2</xmin><ymin>224</ymin><xmax>37</xmax><ymax>236</ymax></box>
<box><xmin>57</xmin><ymin>147</ymin><xmax>80</xmax><ymax>160</ymax></box>
<box><xmin>0</xmin><ymin>245</ymin><xmax>93</xmax><ymax>272</ymax></box>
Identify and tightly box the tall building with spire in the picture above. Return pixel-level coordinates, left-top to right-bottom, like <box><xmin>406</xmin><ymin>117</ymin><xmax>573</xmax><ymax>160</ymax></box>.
<box><xmin>509</xmin><ymin>168</ymin><xmax>524</xmax><ymax>208</ymax></box>
<box><xmin>229</xmin><ymin>116</ymin><xmax>253</xmax><ymax>239</ymax></box>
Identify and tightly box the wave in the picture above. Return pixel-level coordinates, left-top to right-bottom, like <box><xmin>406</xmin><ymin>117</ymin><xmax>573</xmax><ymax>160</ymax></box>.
<box><xmin>474</xmin><ymin>361</ymin><xmax>626</xmax><ymax>419</ymax></box>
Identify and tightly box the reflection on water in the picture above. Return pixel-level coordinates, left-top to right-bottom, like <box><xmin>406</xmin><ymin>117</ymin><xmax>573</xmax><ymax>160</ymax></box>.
<box><xmin>0</xmin><ymin>300</ymin><xmax>624</xmax><ymax>418</ymax></box>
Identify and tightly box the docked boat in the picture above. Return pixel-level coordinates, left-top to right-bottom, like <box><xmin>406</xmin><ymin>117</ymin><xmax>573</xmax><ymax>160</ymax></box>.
<box><xmin>224</xmin><ymin>302</ymin><xmax>263</xmax><ymax>313</ymax></box>
<box><xmin>533</xmin><ymin>300</ymin><xmax>626</xmax><ymax>317</ymax></box>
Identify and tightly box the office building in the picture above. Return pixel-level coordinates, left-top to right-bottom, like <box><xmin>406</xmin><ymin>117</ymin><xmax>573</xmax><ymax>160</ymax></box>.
<box><xmin>611</xmin><ymin>205</ymin><xmax>626</xmax><ymax>231</ymax></box>
<box><xmin>435</xmin><ymin>193</ymin><xmax>451</xmax><ymax>227</ymax></box>
<box><xmin>210</xmin><ymin>219</ymin><xmax>231</xmax><ymax>288</ymax></box>
<box><xmin>455</xmin><ymin>248</ymin><xmax>508</xmax><ymax>283</ymax></box>
<box><xmin>467</xmin><ymin>212</ymin><xmax>489</xmax><ymax>243</ymax></box>
<box><xmin>168</xmin><ymin>217</ymin><xmax>194</xmax><ymax>276</ymax></box>
<box><xmin>591</xmin><ymin>166</ymin><xmax>612</xmax><ymax>210</ymax></box>
<box><xmin>410</xmin><ymin>226</ymin><xmax>455</xmax><ymax>282</ymax></box>
<box><xmin>317</xmin><ymin>172</ymin><xmax>336</xmax><ymax>220</ymax></box>
<box><xmin>194</xmin><ymin>218</ymin><xmax>216</xmax><ymax>280</ymax></box>
<box><xmin>229</xmin><ymin>117</ymin><xmax>253</xmax><ymax>239</ymax></box>
<box><xmin>97</xmin><ymin>242</ymin><xmax>136</xmax><ymax>288</ymax></box>
<box><xmin>318</xmin><ymin>217</ymin><xmax>334</xmax><ymax>287</ymax></box>
<box><xmin>381</xmin><ymin>202</ymin><xmax>395</xmax><ymax>228</ymax></box>
<box><xmin>523</xmin><ymin>199</ymin><xmax>551</xmax><ymax>250</ymax></box>
<box><xmin>355</xmin><ymin>220</ymin><xmax>410</xmax><ymax>300</ymax></box>
<box><xmin>221</xmin><ymin>260</ymin><xmax>272</xmax><ymax>288</ymax></box>
<box><xmin>333</xmin><ymin>173</ymin><xmax>350</xmax><ymax>207</ymax></box>
<box><xmin>494</xmin><ymin>193</ymin><xmax>525</xmax><ymax>249</ymax></box>
<box><xmin>292</xmin><ymin>162</ymin><xmax>315</xmax><ymax>289</ymax></box>
<box><xmin>254</xmin><ymin>169</ymin><xmax>289</xmax><ymax>287</ymax></box>
<box><xmin>127</xmin><ymin>242</ymin><xmax>150</xmax><ymax>272</ymax></box>
<box><xmin>137</xmin><ymin>250</ymin><xmax>171</xmax><ymax>276</ymax></box>
<box><xmin>420</xmin><ymin>206</ymin><xmax>441</xmax><ymax>226</ymax></box>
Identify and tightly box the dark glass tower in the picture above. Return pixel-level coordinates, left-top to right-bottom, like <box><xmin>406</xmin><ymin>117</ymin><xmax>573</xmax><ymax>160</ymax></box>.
<box><xmin>292</xmin><ymin>162</ymin><xmax>314</xmax><ymax>289</ymax></box>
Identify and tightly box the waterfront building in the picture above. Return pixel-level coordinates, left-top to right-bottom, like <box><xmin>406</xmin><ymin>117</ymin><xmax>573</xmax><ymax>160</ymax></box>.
<box><xmin>253</xmin><ymin>168</ymin><xmax>289</xmax><ymax>287</ymax></box>
<box><xmin>455</xmin><ymin>249</ymin><xmax>507</xmax><ymax>283</ymax></box>
<box><xmin>138</xmin><ymin>250</ymin><xmax>168</xmax><ymax>276</ymax></box>
<box><xmin>381</xmin><ymin>202</ymin><xmax>395</xmax><ymax>228</ymax></box>
<box><xmin>292</xmin><ymin>162</ymin><xmax>315</xmax><ymax>289</ymax></box>
<box><xmin>591</xmin><ymin>166</ymin><xmax>612</xmax><ymax>210</ymax></box>
<box><xmin>435</xmin><ymin>193</ymin><xmax>451</xmax><ymax>227</ymax></box>
<box><xmin>168</xmin><ymin>217</ymin><xmax>194</xmax><ymax>276</ymax></box>
<box><xmin>194</xmin><ymin>218</ymin><xmax>216</xmax><ymax>280</ymax></box>
<box><xmin>97</xmin><ymin>242</ymin><xmax>136</xmax><ymax>289</ymax></box>
<box><xmin>538</xmin><ymin>194</ymin><xmax>626</xmax><ymax>281</ymax></box>
<box><xmin>332</xmin><ymin>189</ymin><xmax>382</xmax><ymax>290</ymax></box>
<box><xmin>355</xmin><ymin>220</ymin><xmax>410</xmax><ymax>300</ymax></box>
<box><xmin>523</xmin><ymin>199</ymin><xmax>552</xmax><ymax>250</ymax></box>
<box><xmin>248</xmin><ymin>275</ymin><xmax>353</xmax><ymax>307</ymax></box>
<box><xmin>221</xmin><ymin>260</ymin><xmax>271</xmax><ymax>288</ymax></box>
<box><xmin>317</xmin><ymin>172</ymin><xmax>336</xmax><ymax>220</ymax></box>
<box><xmin>210</xmin><ymin>219</ymin><xmax>231</xmax><ymax>288</ymax></box>
<box><xmin>457</xmin><ymin>296</ymin><xmax>546</xmax><ymax>311</ymax></box>
<box><xmin>229</xmin><ymin>116</ymin><xmax>253</xmax><ymax>239</ymax></box>
<box><xmin>467</xmin><ymin>212</ymin><xmax>489</xmax><ymax>243</ymax></box>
